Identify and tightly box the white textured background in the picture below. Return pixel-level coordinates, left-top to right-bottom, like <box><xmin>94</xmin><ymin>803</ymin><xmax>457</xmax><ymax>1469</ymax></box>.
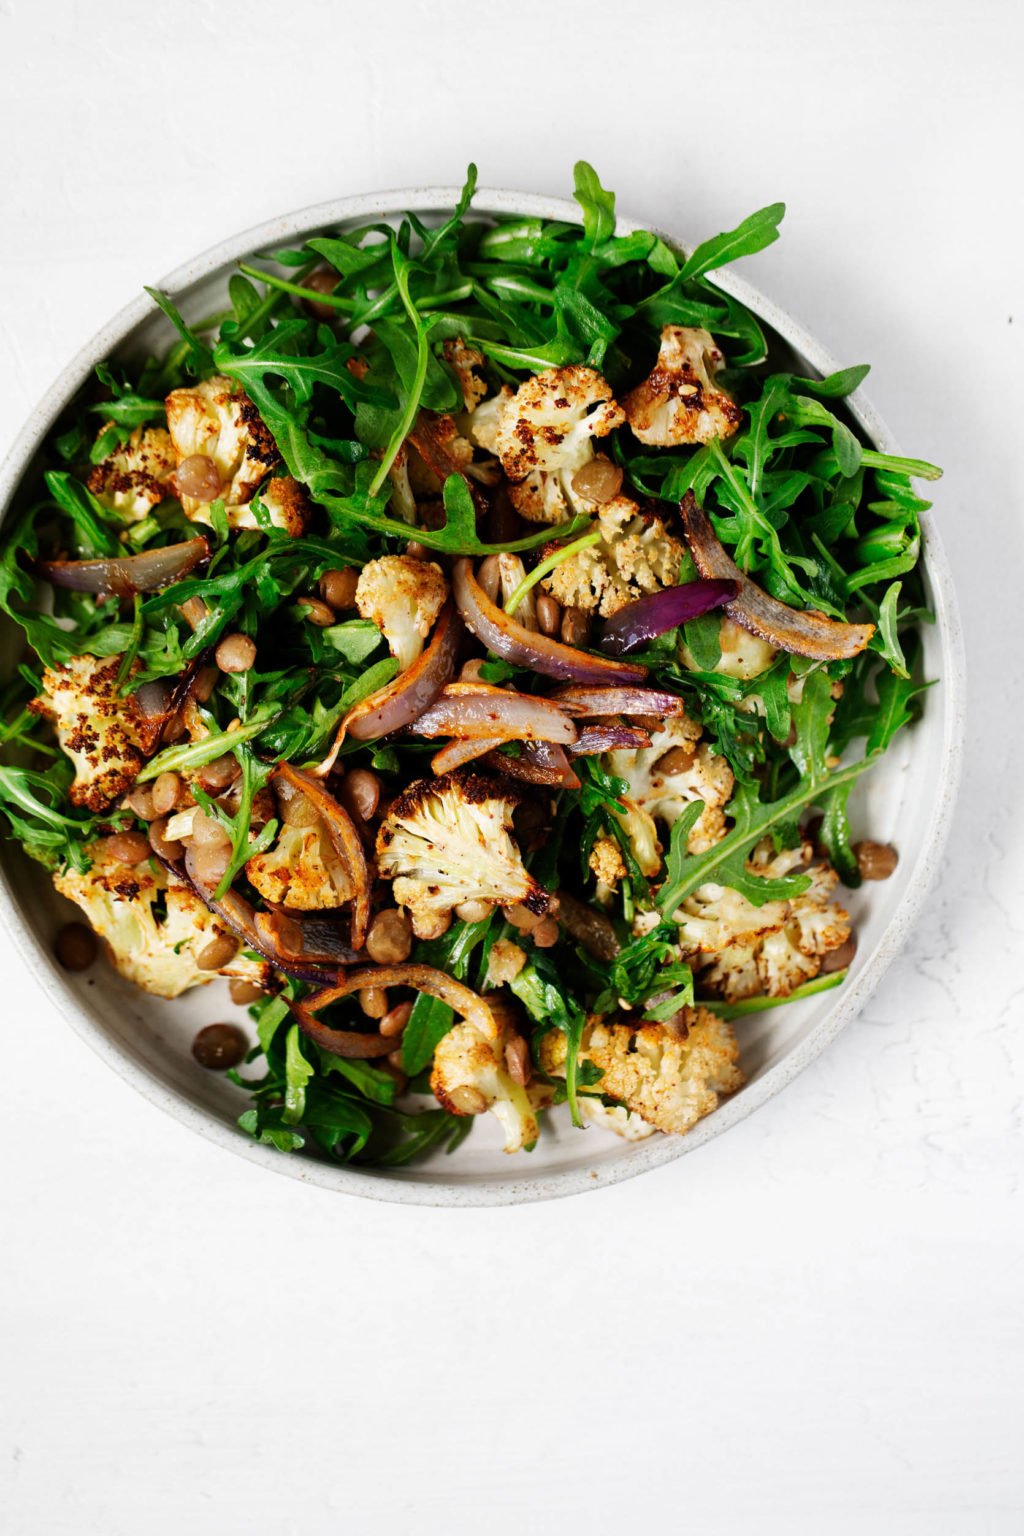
<box><xmin>1</xmin><ymin>1</ymin><xmax>1022</xmax><ymax>1531</ymax></box>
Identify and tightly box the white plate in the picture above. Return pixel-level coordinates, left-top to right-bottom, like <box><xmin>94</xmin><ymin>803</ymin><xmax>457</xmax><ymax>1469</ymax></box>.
<box><xmin>0</xmin><ymin>187</ymin><xmax>966</xmax><ymax>1205</ymax></box>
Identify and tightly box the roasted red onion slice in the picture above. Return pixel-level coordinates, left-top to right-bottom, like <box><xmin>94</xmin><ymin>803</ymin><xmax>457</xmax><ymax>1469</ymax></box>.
<box><xmin>317</xmin><ymin>601</ymin><xmax>463</xmax><ymax>769</ymax></box>
<box><xmin>598</xmin><ymin>577</ymin><xmax>738</xmax><ymax>655</ymax></box>
<box><xmin>483</xmin><ymin>740</ymin><xmax>581</xmax><ymax>790</ymax></box>
<box><xmin>548</xmin><ymin>685</ymin><xmax>689</xmax><ymax>719</ymax></box>
<box><xmin>567</xmin><ymin>724</ymin><xmax>652</xmax><ymax>754</ymax></box>
<box><xmin>37</xmin><ymin>536</ymin><xmax>210</xmax><ymax>597</ymax></box>
<box><xmin>412</xmin><ymin>682</ymin><xmax>577</xmax><ymax>745</ymax></box>
<box><xmin>430</xmin><ymin>736</ymin><xmax>504</xmax><ymax>775</ymax></box>
<box><xmin>274</xmin><ymin>762</ymin><xmax>371</xmax><ymax>951</ymax></box>
<box><xmin>294</xmin><ymin>963</ymin><xmax>497</xmax><ymax>1052</ymax></box>
<box><xmin>452</xmin><ymin>558</ymin><xmax>648</xmax><ymax>685</ymax></box>
<box><xmin>678</xmin><ymin>492</ymin><xmax>875</xmax><ymax>660</ymax></box>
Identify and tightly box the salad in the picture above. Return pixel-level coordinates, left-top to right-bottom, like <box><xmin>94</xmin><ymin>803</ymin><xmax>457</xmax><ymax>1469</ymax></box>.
<box><xmin>0</xmin><ymin>164</ymin><xmax>939</xmax><ymax>1164</ymax></box>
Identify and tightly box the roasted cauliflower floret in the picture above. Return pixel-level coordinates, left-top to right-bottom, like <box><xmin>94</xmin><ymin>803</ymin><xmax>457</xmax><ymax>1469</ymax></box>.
<box><xmin>28</xmin><ymin>654</ymin><xmax>159</xmax><ymax>812</ymax></box>
<box><xmin>165</xmin><ymin>375</ymin><xmax>284</xmax><ymax>522</ymax></box>
<box><xmin>252</xmin><ymin>475</ymin><xmax>312</xmax><ymax>537</ymax></box>
<box><xmin>491</xmin><ymin>366</ymin><xmax>626</xmax><ymax>523</ymax></box>
<box><xmin>463</xmin><ymin>387</ymin><xmax>512</xmax><ymax>457</ymax></box>
<box><xmin>355</xmin><ymin>554</ymin><xmax>448</xmax><ymax>672</ymax></box>
<box><xmin>54</xmin><ymin>841</ymin><xmax>269</xmax><ymax>999</ymax></box>
<box><xmin>539</xmin><ymin>1009</ymin><xmax>743</xmax><ymax>1137</ymax></box>
<box><xmin>676</xmin><ymin>839</ymin><xmax>852</xmax><ymax>1001</ymax></box>
<box><xmin>679</xmin><ymin>616</ymin><xmax>778</xmax><ymax>680</ymax></box>
<box><xmin>376</xmin><ymin>771</ymin><xmax>552</xmax><ymax>939</ymax></box>
<box><xmin>588</xmin><ymin>835</ymin><xmax>628</xmax><ymax>888</ymax></box>
<box><xmin>623</xmin><ymin>325</ymin><xmax>742</xmax><ymax>447</ymax></box>
<box><xmin>86</xmin><ymin>426</ymin><xmax>176</xmax><ymax>520</ymax></box>
<box><xmin>580</xmin><ymin>1098</ymin><xmax>656</xmax><ymax>1140</ymax></box>
<box><xmin>543</xmin><ymin>496</ymin><xmax>684</xmax><ymax>616</ymax></box>
<box><xmin>431</xmin><ymin>1020</ymin><xmax>539</xmax><ymax>1153</ymax></box>
<box><xmin>603</xmin><ymin>713</ymin><xmax>734</xmax><ymax>877</ymax></box>
<box><xmin>245</xmin><ymin>820</ymin><xmax>353</xmax><ymax>911</ymax></box>
<box><xmin>442</xmin><ymin>339</ymin><xmax>489</xmax><ymax>413</ymax></box>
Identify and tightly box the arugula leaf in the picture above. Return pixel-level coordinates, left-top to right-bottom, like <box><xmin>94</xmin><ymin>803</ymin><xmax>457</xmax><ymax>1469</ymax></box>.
<box><xmin>573</xmin><ymin>160</ymin><xmax>617</xmax><ymax>249</ymax></box>
<box><xmin>679</xmin><ymin>202</ymin><xmax>786</xmax><ymax>281</ymax></box>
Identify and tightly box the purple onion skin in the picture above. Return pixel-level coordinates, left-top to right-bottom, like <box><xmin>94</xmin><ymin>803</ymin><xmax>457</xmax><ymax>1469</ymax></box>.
<box><xmin>599</xmin><ymin>579</ymin><xmax>739</xmax><ymax>656</ymax></box>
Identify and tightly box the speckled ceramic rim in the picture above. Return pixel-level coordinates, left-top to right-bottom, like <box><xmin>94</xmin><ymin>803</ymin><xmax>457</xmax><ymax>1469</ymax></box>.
<box><xmin>0</xmin><ymin>187</ymin><xmax>966</xmax><ymax>1205</ymax></box>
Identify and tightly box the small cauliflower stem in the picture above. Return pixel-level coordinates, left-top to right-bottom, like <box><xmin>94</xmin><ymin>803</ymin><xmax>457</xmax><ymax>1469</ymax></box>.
<box><xmin>54</xmin><ymin>841</ymin><xmax>269</xmax><ymax>999</ymax></box>
<box><xmin>86</xmin><ymin>426</ymin><xmax>177</xmax><ymax>520</ymax></box>
<box><xmin>28</xmin><ymin>654</ymin><xmax>157</xmax><ymax>812</ymax></box>
<box><xmin>376</xmin><ymin>771</ymin><xmax>552</xmax><ymax>940</ymax></box>
<box><xmin>492</xmin><ymin>366</ymin><xmax>626</xmax><ymax>524</ymax></box>
<box><xmin>601</xmin><ymin>712</ymin><xmax>735</xmax><ymax>880</ymax></box>
<box><xmin>676</xmin><ymin>839</ymin><xmax>852</xmax><ymax>1002</ymax></box>
<box><xmin>355</xmin><ymin>555</ymin><xmax>448</xmax><ymax>672</ymax></box>
<box><xmin>543</xmin><ymin>496</ymin><xmax>684</xmax><ymax>618</ymax></box>
<box><xmin>431</xmin><ymin>1020</ymin><xmax>540</xmax><ymax>1153</ymax></box>
<box><xmin>165</xmin><ymin>375</ymin><xmax>309</xmax><ymax>534</ymax></box>
<box><xmin>539</xmin><ymin>1009</ymin><xmax>743</xmax><ymax>1137</ymax></box>
<box><xmin>623</xmin><ymin>326</ymin><xmax>742</xmax><ymax>447</ymax></box>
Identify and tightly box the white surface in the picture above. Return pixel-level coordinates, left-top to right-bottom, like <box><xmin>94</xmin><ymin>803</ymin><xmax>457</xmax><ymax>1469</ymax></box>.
<box><xmin>0</xmin><ymin>0</ymin><xmax>1020</xmax><ymax>1529</ymax></box>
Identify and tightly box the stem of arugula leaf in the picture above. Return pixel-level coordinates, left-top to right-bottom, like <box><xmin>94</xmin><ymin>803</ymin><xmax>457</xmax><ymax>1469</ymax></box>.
<box><xmin>503</xmin><ymin>529</ymin><xmax>602</xmax><ymax>615</ymax></box>
<box><xmin>657</xmin><ymin>752</ymin><xmax>877</xmax><ymax>916</ymax></box>
<box><xmin>134</xmin><ymin>710</ymin><xmax>278</xmax><ymax>784</ymax></box>
<box><xmin>367</xmin><ymin>247</ymin><xmax>430</xmax><ymax>499</ymax></box>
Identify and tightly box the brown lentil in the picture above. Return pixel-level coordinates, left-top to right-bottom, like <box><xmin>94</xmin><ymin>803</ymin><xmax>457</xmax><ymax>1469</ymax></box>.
<box><xmin>340</xmin><ymin>767</ymin><xmax>381</xmax><ymax>821</ymax></box>
<box><xmin>506</xmin><ymin>902</ymin><xmax>543</xmax><ymax>932</ymax></box>
<box><xmin>301</xmin><ymin>266</ymin><xmax>341</xmax><ymax>320</ymax></box>
<box><xmin>196</xmin><ymin>932</ymin><xmax>240</xmax><ymax>971</ymax></box>
<box><xmin>571</xmin><ymin>455</ymin><xmax>623</xmax><ymax>505</ymax></box>
<box><xmin>505</xmin><ymin>1034</ymin><xmax>531</xmax><ymax>1087</ymax></box>
<box><xmin>536</xmin><ymin>594</ymin><xmax>562</xmax><ymax>636</ymax></box>
<box><xmin>320</xmin><ymin>567</ymin><xmax>360</xmax><ymax>610</ymax></box>
<box><xmin>459</xmin><ymin>658</ymin><xmax>487</xmax><ymax>683</ymax></box>
<box><xmin>147</xmin><ymin>817</ymin><xmax>184</xmax><ymax>862</ymax></box>
<box><xmin>125</xmin><ymin>784</ymin><xmax>157</xmax><ymax>820</ymax></box>
<box><xmin>560</xmin><ymin>606</ymin><xmax>591</xmax><ymax>647</ymax></box>
<box><xmin>448</xmin><ymin>1084</ymin><xmax>488</xmax><ymax>1115</ymax></box>
<box><xmin>854</xmin><ymin>841</ymin><xmax>899</xmax><ymax>881</ymax></box>
<box><xmin>379</xmin><ymin>1000</ymin><xmax>413</xmax><ymax>1038</ymax></box>
<box><xmin>215</xmin><ymin>633</ymin><xmax>257</xmax><ymax>673</ymax></box>
<box><xmin>55</xmin><ymin>922</ymin><xmax>97</xmax><ymax>972</ymax></box>
<box><xmin>192</xmin><ymin>1023</ymin><xmax>248</xmax><ymax>1070</ymax></box>
<box><xmin>229</xmin><ymin>978</ymin><xmax>266</xmax><ymax>1006</ymax></box>
<box><xmin>175</xmin><ymin>454</ymin><xmax>222</xmax><ymax>503</ymax></box>
<box><xmin>478</xmin><ymin>553</ymin><xmax>502</xmax><ymax>602</ymax></box>
<box><xmin>196</xmin><ymin>755</ymin><xmax>241</xmax><ymax>793</ymax></box>
<box><xmin>193</xmin><ymin>843</ymin><xmax>231</xmax><ymax>890</ymax></box>
<box><xmin>530</xmin><ymin>917</ymin><xmax>560</xmax><ymax>948</ymax></box>
<box><xmin>387</xmin><ymin>1048</ymin><xmax>406</xmax><ymax>1076</ymax></box>
<box><xmin>297</xmin><ymin>596</ymin><xmax>336</xmax><ymax>627</ymax></box>
<box><xmin>656</xmin><ymin>745</ymin><xmax>697</xmax><ymax>775</ymax></box>
<box><xmin>821</xmin><ymin>934</ymin><xmax>858</xmax><ymax>973</ymax></box>
<box><xmin>193</xmin><ymin>664</ymin><xmax>219</xmax><ymax>703</ymax></box>
<box><xmin>405</xmin><ymin>541</ymin><xmax>428</xmax><ymax>561</ymax></box>
<box><xmin>151</xmin><ymin>772</ymin><xmax>182</xmax><ymax>817</ymax></box>
<box><xmin>106</xmin><ymin>830</ymin><xmax>152</xmax><ymax>865</ymax></box>
<box><xmin>366</xmin><ymin>908</ymin><xmax>413</xmax><ymax>964</ymax></box>
<box><xmin>191</xmin><ymin>810</ymin><xmax>232</xmax><ymax>849</ymax></box>
<box><xmin>359</xmin><ymin>986</ymin><xmax>389</xmax><ymax>1019</ymax></box>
